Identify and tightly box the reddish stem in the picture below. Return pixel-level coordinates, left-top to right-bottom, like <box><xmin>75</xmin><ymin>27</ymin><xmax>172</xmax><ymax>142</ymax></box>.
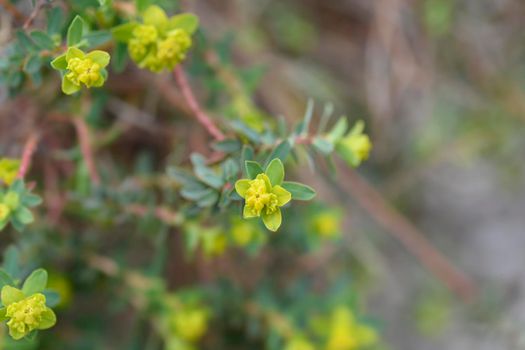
<box><xmin>73</xmin><ymin>118</ymin><xmax>101</xmax><ymax>185</ymax></box>
<box><xmin>173</xmin><ymin>65</ymin><xmax>225</xmax><ymax>141</ymax></box>
<box><xmin>17</xmin><ymin>133</ymin><xmax>40</xmax><ymax>179</ymax></box>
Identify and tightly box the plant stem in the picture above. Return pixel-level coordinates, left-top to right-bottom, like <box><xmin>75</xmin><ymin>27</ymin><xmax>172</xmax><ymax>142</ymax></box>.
<box><xmin>73</xmin><ymin>118</ymin><xmax>101</xmax><ymax>185</ymax></box>
<box><xmin>17</xmin><ymin>133</ymin><xmax>40</xmax><ymax>179</ymax></box>
<box><xmin>173</xmin><ymin>65</ymin><xmax>225</xmax><ymax>141</ymax></box>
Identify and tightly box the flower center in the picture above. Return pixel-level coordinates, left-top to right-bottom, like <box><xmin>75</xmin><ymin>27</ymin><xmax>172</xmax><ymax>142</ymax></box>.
<box><xmin>66</xmin><ymin>58</ymin><xmax>101</xmax><ymax>87</ymax></box>
<box><xmin>245</xmin><ymin>177</ymin><xmax>278</xmax><ymax>216</ymax></box>
<box><xmin>6</xmin><ymin>294</ymin><xmax>47</xmax><ymax>334</ymax></box>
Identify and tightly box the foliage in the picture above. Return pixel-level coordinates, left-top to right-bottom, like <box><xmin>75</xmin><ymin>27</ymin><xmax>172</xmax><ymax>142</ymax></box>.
<box><xmin>0</xmin><ymin>1</ymin><xmax>381</xmax><ymax>349</ymax></box>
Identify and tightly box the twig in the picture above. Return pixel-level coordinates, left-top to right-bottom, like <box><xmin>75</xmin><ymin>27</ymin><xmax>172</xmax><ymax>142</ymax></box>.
<box><xmin>17</xmin><ymin>133</ymin><xmax>40</xmax><ymax>179</ymax></box>
<box><xmin>173</xmin><ymin>65</ymin><xmax>225</xmax><ymax>141</ymax></box>
<box><xmin>72</xmin><ymin>118</ymin><xmax>100</xmax><ymax>185</ymax></box>
<box><xmin>23</xmin><ymin>0</ymin><xmax>45</xmax><ymax>30</ymax></box>
<box><xmin>335</xmin><ymin>161</ymin><xmax>477</xmax><ymax>302</ymax></box>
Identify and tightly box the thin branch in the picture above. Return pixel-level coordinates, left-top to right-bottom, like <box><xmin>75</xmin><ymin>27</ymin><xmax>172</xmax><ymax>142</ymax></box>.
<box><xmin>17</xmin><ymin>133</ymin><xmax>40</xmax><ymax>179</ymax></box>
<box><xmin>334</xmin><ymin>161</ymin><xmax>477</xmax><ymax>302</ymax></box>
<box><xmin>173</xmin><ymin>65</ymin><xmax>225</xmax><ymax>141</ymax></box>
<box><xmin>72</xmin><ymin>118</ymin><xmax>100</xmax><ymax>185</ymax></box>
<box><xmin>23</xmin><ymin>0</ymin><xmax>45</xmax><ymax>30</ymax></box>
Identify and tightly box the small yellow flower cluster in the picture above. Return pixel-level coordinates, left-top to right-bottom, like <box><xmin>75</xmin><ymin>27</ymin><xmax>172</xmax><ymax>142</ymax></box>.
<box><xmin>113</xmin><ymin>6</ymin><xmax>197</xmax><ymax>73</ymax></box>
<box><xmin>0</xmin><ymin>158</ymin><xmax>20</xmax><ymax>186</ymax></box>
<box><xmin>129</xmin><ymin>25</ymin><xmax>191</xmax><ymax>72</ymax></box>
<box><xmin>66</xmin><ymin>57</ymin><xmax>103</xmax><ymax>88</ymax></box>
<box><xmin>6</xmin><ymin>294</ymin><xmax>47</xmax><ymax>337</ymax></box>
<box><xmin>244</xmin><ymin>175</ymin><xmax>280</xmax><ymax>216</ymax></box>
<box><xmin>311</xmin><ymin>210</ymin><xmax>342</xmax><ymax>239</ymax></box>
<box><xmin>334</xmin><ymin>120</ymin><xmax>372</xmax><ymax>167</ymax></box>
<box><xmin>284</xmin><ymin>336</ymin><xmax>316</xmax><ymax>350</ymax></box>
<box><xmin>0</xmin><ymin>192</ymin><xmax>20</xmax><ymax>221</ymax></box>
<box><xmin>171</xmin><ymin>306</ymin><xmax>209</xmax><ymax>342</ymax></box>
<box><xmin>2</xmin><ymin>290</ymin><xmax>56</xmax><ymax>340</ymax></box>
<box><xmin>325</xmin><ymin>307</ymin><xmax>377</xmax><ymax>350</ymax></box>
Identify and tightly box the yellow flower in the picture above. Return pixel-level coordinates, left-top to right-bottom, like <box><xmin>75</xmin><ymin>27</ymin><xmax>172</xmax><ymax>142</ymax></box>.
<box><xmin>335</xmin><ymin>121</ymin><xmax>372</xmax><ymax>167</ymax></box>
<box><xmin>0</xmin><ymin>203</ymin><xmax>10</xmax><ymax>221</ymax></box>
<box><xmin>311</xmin><ymin>211</ymin><xmax>342</xmax><ymax>239</ymax></box>
<box><xmin>114</xmin><ymin>6</ymin><xmax>199</xmax><ymax>73</ymax></box>
<box><xmin>0</xmin><ymin>158</ymin><xmax>20</xmax><ymax>185</ymax></box>
<box><xmin>201</xmin><ymin>229</ymin><xmax>228</xmax><ymax>258</ymax></box>
<box><xmin>156</xmin><ymin>29</ymin><xmax>192</xmax><ymax>69</ymax></box>
<box><xmin>52</xmin><ymin>47</ymin><xmax>110</xmax><ymax>95</ymax></box>
<box><xmin>235</xmin><ymin>159</ymin><xmax>293</xmax><ymax>232</ymax></box>
<box><xmin>230</xmin><ymin>219</ymin><xmax>265</xmax><ymax>247</ymax></box>
<box><xmin>325</xmin><ymin>307</ymin><xmax>377</xmax><ymax>350</ymax></box>
<box><xmin>3</xmin><ymin>290</ymin><xmax>56</xmax><ymax>340</ymax></box>
<box><xmin>285</xmin><ymin>337</ymin><xmax>316</xmax><ymax>350</ymax></box>
<box><xmin>172</xmin><ymin>307</ymin><xmax>209</xmax><ymax>342</ymax></box>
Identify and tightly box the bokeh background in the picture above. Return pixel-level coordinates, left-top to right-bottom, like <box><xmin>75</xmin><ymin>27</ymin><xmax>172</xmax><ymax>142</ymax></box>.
<box><xmin>1</xmin><ymin>0</ymin><xmax>525</xmax><ymax>349</ymax></box>
<box><xmin>190</xmin><ymin>0</ymin><xmax>525</xmax><ymax>349</ymax></box>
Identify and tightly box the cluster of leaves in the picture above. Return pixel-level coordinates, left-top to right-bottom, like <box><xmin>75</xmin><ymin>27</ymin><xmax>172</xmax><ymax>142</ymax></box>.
<box><xmin>0</xmin><ymin>180</ymin><xmax>42</xmax><ymax>232</ymax></box>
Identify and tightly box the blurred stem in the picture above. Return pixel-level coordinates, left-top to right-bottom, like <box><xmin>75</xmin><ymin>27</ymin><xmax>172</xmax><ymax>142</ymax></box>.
<box><xmin>17</xmin><ymin>132</ymin><xmax>40</xmax><ymax>179</ymax></box>
<box><xmin>173</xmin><ymin>65</ymin><xmax>225</xmax><ymax>141</ymax></box>
<box><xmin>333</xmin><ymin>161</ymin><xmax>477</xmax><ymax>302</ymax></box>
<box><xmin>73</xmin><ymin>117</ymin><xmax>101</xmax><ymax>186</ymax></box>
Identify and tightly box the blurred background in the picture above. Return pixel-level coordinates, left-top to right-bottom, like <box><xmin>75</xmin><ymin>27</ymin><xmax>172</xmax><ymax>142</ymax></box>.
<box><xmin>189</xmin><ymin>0</ymin><xmax>525</xmax><ymax>349</ymax></box>
<box><xmin>1</xmin><ymin>0</ymin><xmax>525</xmax><ymax>349</ymax></box>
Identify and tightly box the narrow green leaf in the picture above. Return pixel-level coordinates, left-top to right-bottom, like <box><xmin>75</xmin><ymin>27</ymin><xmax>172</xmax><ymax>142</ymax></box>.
<box><xmin>47</xmin><ymin>7</ymin><xmax>64</xmax><ymax>35</ymax></box>
<box><xmin>30</xmin><ymin>31</ymin><xmax>55</xmax><ymax>50</ymax></box>
<box><xmin>111</xmin><ymin>22</ymin><xmax>138</xmax><ymax>42</ymax></box>
<box><xmin>16</xmin><ymin>31</ymin><xmax>38</xmax><ymax>52</ymax></box>
<box><xmin>23</xmin><ymin>55</ymin><xmax>42</xmax><ymax>74</ymax></box>
<box><xmin>265</xmin><ymin>140</ymin><xmax>291</xmax><ymax>167</ymax></box>
<box><xmin>265</xmin><ymin>158</ymin><xmax>284</xmax><ymax>186</ymax></box>
<box><xmin>245</xmin><ymin>161</ymin><xmax>263</xmax><ymax>179</ymax></box>
<box><xmin>67</xmin><ymin>15</ymin><xmax>85</xmax><ymax>46</ymax></box>
<box><xmin>22</xmin><ymin>269</ymin><xmax>47</xmax><ymax>295</ymax></box>
<box><xmin>281</xmin><ymin>181</ymin><xmax>316</xmax><ymax>200</ymax></box>
<box><xmin>312</xmin><ymin>137</ymin><xmax>334</xmax><ymax>155</ymax></box>
<box><xmin>168</xmin><ymin>13</ymin><xmax>199</xmax><ymax>34</ymax></box>
<box><xmin>50</xmin><ymin>54</ymin><xmax>67</xmax><ymax>70</ymax></box>
<box><xmin>0</xmin><ymin>270</ymin><xmax>15</xmax><ymax>290</ymax></box>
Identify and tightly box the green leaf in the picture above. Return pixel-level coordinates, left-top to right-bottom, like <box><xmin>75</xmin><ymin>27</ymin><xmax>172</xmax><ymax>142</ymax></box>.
<box><xmin>67</xmin><ymin>15</ymin><xmax>85</xmax><ymax>46</ymax></box>
<box><xmin>15</xmin><ymin>207</ymin><xmax>34</xmax><ymax>225</ymax></box>
<box><xmin>42</xmin><ymin>290</ymin><xmax>60</xmax><ymax>307</ymax></box>
<box><xmin>0</xmin><ymin>270</ymin><xmax>15</xmax><ymax>290</ymax></box>
<box><xmin>10</xmin><ymin>179</ymin><xmax>24</xmax><ymax>193</ymax></box>
<box><xmin>142</xmin><ymin>5</ymin><xmax>168</xmax><ymax>28</ymax></box>
<box><xmin>295</xmin><ymin>98</ymin><xmax>314</xmax><ymax>135</ymax></box>
<box><xmin>21</xmin><ymin>194</ymin><xmax>42</xmax><ymax>207</ymax></box>
<box><xmin>168</xmin><ymin>13</ymin><xmax>199</xmax><ymax>34</ymax></box>
<box><xmin>196</xmin><ymin>191</ymin><xmax>219</xmax><ymax>208</ymax></box>
<box><xmin>265</xmin><ymin>158</ymin><xmax>284</xmax><ymax>186</ymax></box>
<box><xmin>1</xmin><ymin>286</ymin><xmax>25</xmax><ymax>306</ymax></box>
<box><xmin>112</xmin><ymin>42</ymin><xmax>129</xmax><ymax>73</ymax></box>
<box><xmin>30</xmin><ymin>31</ymin><xmax>55</xmax><ymax>50</ymax></box>
<box><xmin>84</xmin><ymin>30</ymin><xmax>112</xmax><ymax>47</ymax></box>
<box><xmin>312</xmin><ymin>137</ymin><xmax>334</xmax><ymax>155</ymax></box>
<box><xmin>212</xmin><ymin>139</ymin><xmax>241</xmax><ymax>153</ymax></box>
<box><xmin>22</xmin><ymin>269</ymin><xmax>47</xmax><ymax>295</ymax></box>
<box><xmin>135</xmin><ymin>0</ymin><xmax>152</xmax><ymax>12</ymax></box>
<box><xmin>47</xmin><ymin>7</ymin><xmax>64</xmax><ymax>35</ymax></box>
<box><xmin>62</xmin><ymin>77</ymin><xmax>81</xmax><ymax>95</ymax></box>
<box><xmin>111</xmin><ymin>22</ymin><xmax>138</xmax><ymax>42</ymax></box>
<box><xmin>262</xmin><ymin>209</ymin><xmax>282</xmax><ymax>232</ymax></box>
<box><xmin>37</xmin><ymin>308</ymin><xmax>56</xmax><ymax>329</ymax></box>
<box><xmin>194</xmin><ymin>167</ymin><xmax>224</xmax><ymax>190</ymax></box>
<box><xmin>16</xmin><ymin>30</ymin><xmax>38</xmax><ymax>52</ymax></box>
<box><xmin>50</xmin><ymin>54</ymin><xmax>67</xmax><ymax>70</ymax></box>
<box><xmin>328</xmin><ymin>117</ymin><xmax>348</xmax><ymax>141</ymax></box>
<box><xmin>180</xmin><ymin>187</ymin><xmax>214</xmax><ymax>201</ymax></box>
<box><xmin>3</xmin><ymin>246</ymin><xmax>20</xmax><ymax>278</ymax></box>
<box><xmin>23</xmin><ymin>55</ymin><xmax>42</xmax><ymax>74</ymax></box>
<box><xmin>245</xmin><ymin>161</ymin><xmax>263</xmax><ymax>179</ymax></box>
<box><xmin>265</xmin><ymin>140</ymin><xmax>291</xmax><ymax>166</ymax></box>
<box><xmin>281</xmin><ymin>181</ymin><xmax>316</xmax><ymax>201</ymax></box>
<box><xmin>231</xmin><ymin>120</ymin><xmax>261</xmax><ymax>144</ymax></box>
